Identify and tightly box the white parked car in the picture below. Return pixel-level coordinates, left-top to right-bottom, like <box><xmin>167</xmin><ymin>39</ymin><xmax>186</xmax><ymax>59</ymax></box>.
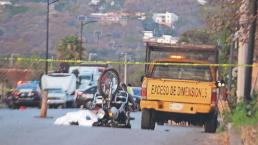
<box><xmin>41</xmin><ymin>73</ymin><xmax>76</xmax><ymax>108</ymax></box>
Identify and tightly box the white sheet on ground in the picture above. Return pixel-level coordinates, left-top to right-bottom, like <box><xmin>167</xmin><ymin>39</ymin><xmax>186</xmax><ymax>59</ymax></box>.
<box><xmin>54</xmin><ymin>110</ymin><xmax>98</xmax><ymax>127</ymax></box>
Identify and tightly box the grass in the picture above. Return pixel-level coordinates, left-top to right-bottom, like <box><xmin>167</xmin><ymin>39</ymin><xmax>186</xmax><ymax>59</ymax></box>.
<box><xmin>218</xmin><ymin>94</ymin><xmax>258</xmax><ymax>132</ymax></box>
<box><xmin>231</xmin><ymin>101</ymin><xmax>258</xmax><ymax>128</ymax></box>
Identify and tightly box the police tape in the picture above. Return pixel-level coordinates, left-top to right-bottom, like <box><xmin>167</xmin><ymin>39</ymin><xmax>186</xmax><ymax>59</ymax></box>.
<box><xmin>1</xmin><ymin>57</ymin><xmax>258</xmax><ymax>67</ymax></box>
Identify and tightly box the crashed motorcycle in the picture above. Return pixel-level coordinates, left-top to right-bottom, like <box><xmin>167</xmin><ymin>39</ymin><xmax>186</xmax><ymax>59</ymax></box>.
<box><xmin>92</xmin><ymin>68</ymin><xmax>132</xmax><ymax>128</ymax></box>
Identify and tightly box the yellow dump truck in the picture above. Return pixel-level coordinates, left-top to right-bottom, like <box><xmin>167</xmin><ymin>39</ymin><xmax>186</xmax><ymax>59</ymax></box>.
<box><xmin>140</xmin><ymin>42</ymin><xmax>219</xmax><ymax>133</ymax></box>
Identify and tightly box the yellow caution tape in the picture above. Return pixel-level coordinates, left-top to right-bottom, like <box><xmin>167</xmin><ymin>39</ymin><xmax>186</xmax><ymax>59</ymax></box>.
<box><xmin>0</xmin><ymin>57</ymin><xmax>257</xmax><ymax>67</ymax></box>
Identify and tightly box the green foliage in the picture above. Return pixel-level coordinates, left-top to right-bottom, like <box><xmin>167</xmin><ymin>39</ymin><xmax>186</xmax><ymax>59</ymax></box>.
<box><xmin>216</xmin><ymin>28</ymin><xmax>232</xmax><ymax>80</ymax></box>
<box><xmin>202</xmin><ymin>0</ymin><xmax>241</xmax><ymax>81</ymax></box>
<box><xmin>231</xmin><ymin>101</ymin><xmax>258</xmax><ymax>127</ymax></box>
<box><xmin>56</xmin><ymin>35</ymin><xmax>84</xmax><ymax>60</ymax></box>
<box><xmin>178</xmin><ymin>29</ymin><xmax>214</xmax><ymax>44</ymax></box>
<box><xmin>219</xmin><ymin>94</ymin><xmax>258</xmax><ymax>130</ymax></box>
<box><xmin>227</xmin><ymin>94</ymin><xmax>238</xmax><ymax>110</ymax></box>
<box><xmin>54</xmin><ymin>2</ymin><xmax>67</xmax><ymax>12</ymax></box>
<box><xmin>5</xmin><ymin>5</ymin><xmax>29</xmax><ymax>17</ymax></box>
<box><xmin>127</xmin><ymin>65</ymin><xmax>145</xmax><ymax>86</ymax></box>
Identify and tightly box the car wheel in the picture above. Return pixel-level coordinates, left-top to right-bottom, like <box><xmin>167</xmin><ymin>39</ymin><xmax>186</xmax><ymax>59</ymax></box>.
<box><xmin>204</xmin><ymin>110</ymin><xmax>218</xmax><ymax>133</ymax></box>
<box><xmin>8</xmin><ymin>103</ymin><xmax>16</xmax><ymax>109</ymax></box>
<box><xmin>157</xmin><ymin>121</ymin><xmax>164</xmax><ymax>125</ymax></box>
<box><xmin>141</xmin><ymin>109</ymin><xmax>155</xmax><ymax>130</ymax></box>
<box><xmin>125</xmin><ymin>123</ymin><xmax>131</xmax><ymax>129</ymax></box>
<box><xmin>62</xmin><ymin>103</ymin><xmax>67</xmax><ymax>109</ymax></box>
<box><xmin>57</xmin><ymin>103</ymin><xmax>65</xmax><ymax>109</ymax></box>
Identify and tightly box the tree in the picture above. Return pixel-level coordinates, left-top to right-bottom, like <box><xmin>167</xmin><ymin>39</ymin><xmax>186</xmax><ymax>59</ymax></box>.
<box><xmin>178</xmin><ymin>29</ymin><xmax>214</xmax><ymax>44</ymax></box>
<box><xmin>204</xmin><ymin>0</ymin><xmax>241</xmax><ymax>37</ymax></box>
<box><xmin>204</xmin><ymin>0</ymin><xmax>258</xmax><ymax>102</ymax></box>
<box><xmin>56</xmin><ymin>35</ymin><xmax>84</xmax><ymax>60</ymax></box>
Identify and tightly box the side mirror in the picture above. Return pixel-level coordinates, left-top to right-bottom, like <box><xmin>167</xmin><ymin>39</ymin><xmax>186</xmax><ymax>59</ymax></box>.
<box><xmin>215</xmin><ymin>80</ymin><xmax>225</xmax><ymax>88</ymax></box>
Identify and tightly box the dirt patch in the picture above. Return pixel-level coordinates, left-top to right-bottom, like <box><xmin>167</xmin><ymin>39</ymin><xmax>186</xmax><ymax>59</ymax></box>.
<box><xmin>201</xmin><ymin>132</ymin><xmax>229</xmax><ymax>145</ymax></box>
<box><xmin>241</xmin><ymin>125</ymin><xmax>258</xmax><ymax>145</ymax></box>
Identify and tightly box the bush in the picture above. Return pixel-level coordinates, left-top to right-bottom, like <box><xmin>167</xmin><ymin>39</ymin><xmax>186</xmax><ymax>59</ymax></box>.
<box><xmin>231</xmin><ymin>98</ymin><xmax>258</xmax><ymax>128</ymax></box>
<box><xmin>219</xmin><ymin>94</ymin><xmax>258</xmax><ymax>131</ymax></box>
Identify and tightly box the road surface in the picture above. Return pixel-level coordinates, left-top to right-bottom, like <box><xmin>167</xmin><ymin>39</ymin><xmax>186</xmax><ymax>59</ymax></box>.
<box><xmin>0</xmin><ymin>108</ymin><xmax>221</xmax><ymax>145</ymax></box>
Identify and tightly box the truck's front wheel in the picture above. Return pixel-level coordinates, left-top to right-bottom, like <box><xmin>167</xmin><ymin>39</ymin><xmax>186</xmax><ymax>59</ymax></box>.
<box><xmin>141</xmin><ymin>109</ymin><xmax>155</xmax><ymax>130</ymax></box>
<box><xmin>204</xmin><ymin>111</ymin><xmax>218</xmax><ymax>133</ymax></box>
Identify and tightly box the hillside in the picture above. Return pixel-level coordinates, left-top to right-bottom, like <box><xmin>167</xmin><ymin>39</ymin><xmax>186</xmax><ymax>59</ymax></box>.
<box><xmin>0</xmin><ymin>0</ymin><xmax>206</xmax><ymax>60</ymax></box>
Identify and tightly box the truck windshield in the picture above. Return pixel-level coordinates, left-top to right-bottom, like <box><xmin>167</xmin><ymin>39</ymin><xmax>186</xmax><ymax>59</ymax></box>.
<box><xmin>79</xmin><ymin>75</ymin><xmax>92</xmax><ymax>81</ymax></box>
<box><xmin>152</xmin><ymin>63</ymin><xmax>212</xmax><ymax>81</ymax></box>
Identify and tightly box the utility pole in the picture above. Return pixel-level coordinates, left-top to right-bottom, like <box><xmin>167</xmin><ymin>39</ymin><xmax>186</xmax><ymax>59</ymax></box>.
<box><xmin>41</xmin><ymin>0</ymin><xmax>59</xmax><ymax>118</ymax></box>
<box><xmin>124</xmin><ymin>53</ymin><xmax>127</xmax><ymax>84</ymax></box>
<box><xmin>227</xmin><ymin>40</ymin><xmax>235</xmax><ymax>92</ymax></box>
<box><xmin>80</xmin><ymin>20</ymin><xmax>83</xmax><ymax>60</ymax></box>
<box><xmin>244</xmin><ymin>0</ymin><xmax>257</xmax><ymax>101</ymax></box>
<box><xmin>45</xmin><ymin>0</ymin><xmax>50</xmax><ymax>75</ymax></box>
<box><xmin>77</xmin><ymin>15</ymin><xmax>97</xmax><ymax>60</ymax></box>
<box><xmin>237</xmin><ymin>0</ymin><xmax>249</xmax><ymax>102</ymax></box>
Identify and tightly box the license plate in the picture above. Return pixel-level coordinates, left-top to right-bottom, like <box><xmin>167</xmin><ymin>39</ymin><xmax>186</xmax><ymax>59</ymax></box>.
<box><xmin>169</xmin><ymin>103</ymin><xmax>183</xmax><ymax>111</ymax></box>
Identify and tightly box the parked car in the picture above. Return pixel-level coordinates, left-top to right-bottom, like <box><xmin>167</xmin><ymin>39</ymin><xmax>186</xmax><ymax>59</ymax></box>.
<box><xmin>41</xmin><ymin>73</ymin><xmax>77</xmax><ymax>108</ymax></box>
<box><xmin>5</xmin><ymin>81</ymin><xmax>41</xmax><ymax>108</ymax></box>
<box><xmin>75</xmin><ymin>85</ymin><xmax>97</xmax><ymax>109</ymax></box>
<box><xmin>47</xmin><ymin>88</ymin><xmax>75</xmax><ymax>108</ymax></box>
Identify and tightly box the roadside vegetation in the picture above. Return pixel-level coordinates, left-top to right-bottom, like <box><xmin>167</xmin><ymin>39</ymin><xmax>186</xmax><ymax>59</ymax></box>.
<box><xmin>180</xmin><ymin>2</ymin><xmax>257</xmax><ymax>144</ymax></box>
<box><xmin>220</xmin><ymin>95</ymin><xmax>258</xmax><ymax>129</ymax></box>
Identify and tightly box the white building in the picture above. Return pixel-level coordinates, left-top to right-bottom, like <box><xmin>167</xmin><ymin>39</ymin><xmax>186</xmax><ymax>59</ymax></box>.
<box><xmin>152</xmin><ymin>12</ymin><xmax>178</xmax><ymax>27</ymax></box>
<box><xmin>89</xmin><ymin>0</ymin><xmax>101</xmax><ymax>6</ymax></box>
<box><xmin>90</xmin><ymin>12</ymin><xmax>128</xmax><ymax>25</ymax></box>
<box><xmin>143</xmin><ymin>31</ymin><xmax>154</xmax><ymax>41</ymax></box>
<box><xmin>157</xmin><ymin>35</ymin><xmax>178</xmax><ymax>44</ymax></box>
<box><xmin>143</xmin><ymin>32</ymin><xmax>178</xmax><ymax>44</ymax></box>
<box><xmin>0</xmin><ymin>1</ymin><xmax>12</xmax><ymax>6</ymax></box>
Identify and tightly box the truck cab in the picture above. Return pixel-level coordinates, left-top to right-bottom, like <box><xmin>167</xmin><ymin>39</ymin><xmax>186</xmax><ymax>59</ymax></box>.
<box><xmin>140</xmin><ymin>42</ymin><xmax>219</xmax><ymax>133</ymax></box>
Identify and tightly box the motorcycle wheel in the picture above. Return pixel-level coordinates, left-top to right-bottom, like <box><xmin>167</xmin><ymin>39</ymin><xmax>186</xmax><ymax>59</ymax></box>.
<box><xmin>97</xmin><ymin>68</ymin><xmax>120</xmax><ymax>98</ymax></box>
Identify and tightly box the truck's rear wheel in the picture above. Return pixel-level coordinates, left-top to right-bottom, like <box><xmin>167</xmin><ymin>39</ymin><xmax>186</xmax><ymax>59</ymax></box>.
<box><xmin>141</xmin><ymin>109</ymin><xmax>155</xmax><ymax>130</ymax></box>
<box><xmin>204</xmin><ymin>111</ymin><xmax>218</xmax><ymax>133</ymax></box>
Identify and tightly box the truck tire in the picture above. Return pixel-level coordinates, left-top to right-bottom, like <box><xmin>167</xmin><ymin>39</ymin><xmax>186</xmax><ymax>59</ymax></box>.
<box><xmin>141</xmin><ymin>109</ymin><xmax>155</xmax><ymax>130</ymax></box>
<box><xmin>204</xmin><ymin>110</ymin><xmax>218</xmax><ymax>133</ymax></box>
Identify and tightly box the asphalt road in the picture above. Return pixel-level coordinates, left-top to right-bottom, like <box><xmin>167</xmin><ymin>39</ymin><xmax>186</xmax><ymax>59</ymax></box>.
<box><xmin>0</xmin><ymin>108</ymin><xmax>220</xmax><ymax>145</ymax></box>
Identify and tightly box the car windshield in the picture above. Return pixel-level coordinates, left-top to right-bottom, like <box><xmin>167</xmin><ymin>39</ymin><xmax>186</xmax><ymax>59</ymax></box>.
<box><xmin>152</xmin><ymin>63</ymin><xmax>212</xmax><ymax>81</ymax></box>
<box><xmin>47</xmin><ymin>89</ymin><xmax>64</xmax><ymax>93</ymax></box>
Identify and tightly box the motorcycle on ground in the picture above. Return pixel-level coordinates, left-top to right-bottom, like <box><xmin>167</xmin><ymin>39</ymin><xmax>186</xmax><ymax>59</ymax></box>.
<box><xmin>92</xmin><ymin>68</ymin><xmax>132</xmax><ymax>128</ymax></box>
